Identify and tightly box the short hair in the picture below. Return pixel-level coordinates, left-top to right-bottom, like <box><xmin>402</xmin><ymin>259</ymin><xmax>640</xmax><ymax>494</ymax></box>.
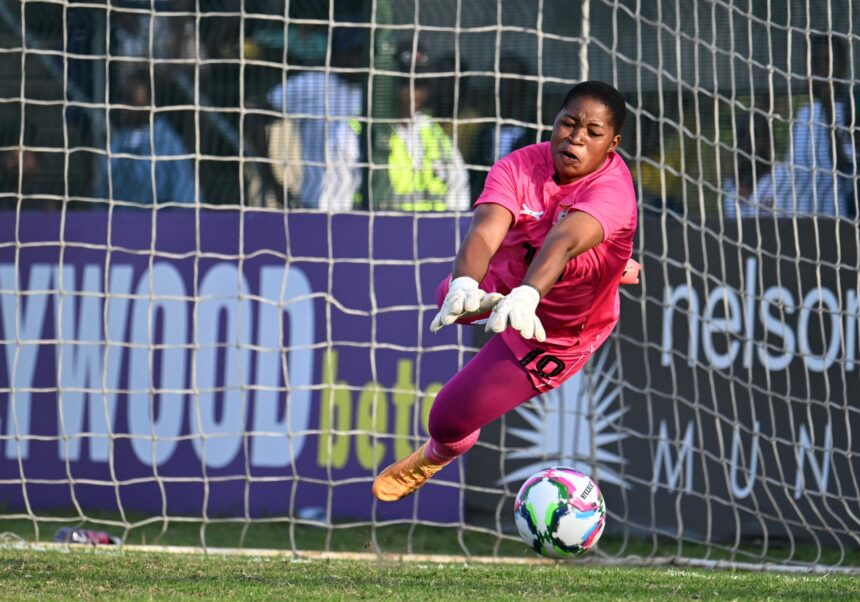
<box><xmin>559</xmin><ymin>81</ymin><xmax>627</xmax><ymax>134</ymax></box>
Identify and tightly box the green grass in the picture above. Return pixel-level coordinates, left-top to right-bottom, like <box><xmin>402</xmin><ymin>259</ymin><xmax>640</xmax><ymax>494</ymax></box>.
<box><xmin>0</xmin><ymin>513</ymin><xmax>528</xmax><ymax>557</ymax></box>
<box><xmin>1</xmin><ymin>548</ymin><xmax>858</xmax><ymax>600</ymax></box>
<box><xmin>3</xmin><ymin>511</ymin><xmax>860</xmax><ymax>569</ymax></box>
<box><xmin>2</xmin><ymin>511</ymin><xmax>859</xmax><ymax>598</ymax></box>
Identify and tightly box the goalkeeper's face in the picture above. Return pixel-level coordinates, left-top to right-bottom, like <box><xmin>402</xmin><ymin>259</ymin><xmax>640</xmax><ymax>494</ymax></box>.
<box><xmin>551</xmin><ymin>96</ymin><xmax>621</xmax><ymax>186</ymax></box>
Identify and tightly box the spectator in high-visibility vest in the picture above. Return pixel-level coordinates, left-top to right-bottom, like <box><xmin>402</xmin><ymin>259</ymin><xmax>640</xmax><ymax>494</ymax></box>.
<box><xmin>372</xmin><ymin>44</ymin><xmax>470</xmax><ymax>212</ymax></box>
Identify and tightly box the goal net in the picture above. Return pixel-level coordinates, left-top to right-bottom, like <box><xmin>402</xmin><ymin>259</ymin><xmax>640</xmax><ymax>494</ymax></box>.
<box><xmin>1</xmin><ymin>0</ymin><xmax>859</xmax><ymax>572</ymax></box>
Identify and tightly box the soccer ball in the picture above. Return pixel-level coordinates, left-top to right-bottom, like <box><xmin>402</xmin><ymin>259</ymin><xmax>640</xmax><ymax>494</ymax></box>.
<box><xmin>513</xmin><ymin>467</ymin><xmax>606</xmax><ymax>558</ymax></box>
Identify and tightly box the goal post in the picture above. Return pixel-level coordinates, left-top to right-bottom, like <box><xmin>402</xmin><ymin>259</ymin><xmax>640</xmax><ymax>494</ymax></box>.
<box><xmin>0</xmin><ymin>0</ymin><xmax>859</xmax><ymax>572</ymax></box>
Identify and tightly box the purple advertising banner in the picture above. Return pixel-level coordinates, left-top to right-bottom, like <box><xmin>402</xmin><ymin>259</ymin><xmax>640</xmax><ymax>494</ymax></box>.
<box><xmin>0</xmin><ymin>210</ymin><xmax>473</xmax><ymax>523</ymax></box>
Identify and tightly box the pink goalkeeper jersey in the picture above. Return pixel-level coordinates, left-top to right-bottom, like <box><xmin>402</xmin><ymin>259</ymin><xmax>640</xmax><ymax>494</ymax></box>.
<box><xmin>474</xmin><ymin>141</ymin><xmax>637</xmax><ymax>387</ymax></box>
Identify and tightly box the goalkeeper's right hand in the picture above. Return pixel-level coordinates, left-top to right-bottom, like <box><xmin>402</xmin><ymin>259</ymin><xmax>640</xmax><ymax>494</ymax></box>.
<box><xmin>430</xmin><ymin>276</ymin><xmax>499</xmax><ymax>333</ymax></box>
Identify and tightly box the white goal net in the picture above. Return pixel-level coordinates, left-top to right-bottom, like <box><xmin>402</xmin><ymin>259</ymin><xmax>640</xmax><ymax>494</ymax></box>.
<box><xmin>0</xmin><ymin>0</ymin><xmax>859</xmax><ymax>572</ymax></box>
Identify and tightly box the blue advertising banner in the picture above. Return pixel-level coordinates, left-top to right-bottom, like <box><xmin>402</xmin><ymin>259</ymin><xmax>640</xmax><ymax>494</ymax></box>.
<box><xmin>0</xmin><ymin>211</ymin><xmax>473</xmax><ymax>523</ymax></box>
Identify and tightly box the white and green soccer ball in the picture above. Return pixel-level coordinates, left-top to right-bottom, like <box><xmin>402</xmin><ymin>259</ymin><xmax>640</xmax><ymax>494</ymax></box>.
<box><xmin>513</xmin><ymin>467</ymin><xmax>606</xmax><ymax>558</ymax></box>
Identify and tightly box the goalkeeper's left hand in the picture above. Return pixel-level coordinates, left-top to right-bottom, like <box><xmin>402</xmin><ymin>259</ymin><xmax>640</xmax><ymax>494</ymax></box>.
<box><xmin>485</xmin><ymin>285</ymin><xmax>546</xmax><ymax>342</ymax></box>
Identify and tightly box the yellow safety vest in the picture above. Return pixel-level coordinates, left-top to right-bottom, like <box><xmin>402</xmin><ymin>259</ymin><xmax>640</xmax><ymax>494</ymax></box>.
<box><xmin>385</xmin><ymin>119</ymin><xmax>458</xmax><ymax>211</ymax></box>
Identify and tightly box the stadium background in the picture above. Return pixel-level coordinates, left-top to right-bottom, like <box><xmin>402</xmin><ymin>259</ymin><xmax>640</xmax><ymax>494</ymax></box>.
<box><xmin>4</xmin><ymin>0</ymin><xmax>841</xmax><ymax>212</ymax></box>
<box><xmin>0</xmin><ymin>0</ymin><xmax>858</xmax><ymax>572</ymax></box>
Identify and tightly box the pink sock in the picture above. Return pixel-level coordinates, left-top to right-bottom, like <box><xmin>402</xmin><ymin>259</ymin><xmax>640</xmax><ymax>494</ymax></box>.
<box><xmin>425</xmin><ymin>430</ymin><xmax>480</xmax><ymax>465</ymax></box>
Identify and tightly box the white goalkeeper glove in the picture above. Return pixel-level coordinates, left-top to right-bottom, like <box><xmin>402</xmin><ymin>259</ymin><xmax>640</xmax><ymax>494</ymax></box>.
<box><xmin>485</xmin><ymin>284</ymin><xmax>546</xmax><ymax>342</ymax></box>
<box><xmin>430</xmin><ymin>277</ymin><xmax>502</xmax><ymax>333</ymax></box>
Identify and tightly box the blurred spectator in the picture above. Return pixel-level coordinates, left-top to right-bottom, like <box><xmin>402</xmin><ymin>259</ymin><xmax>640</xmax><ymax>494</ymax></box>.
<box><xmin>784</xmin><ymin>33</ymin><xmax>854</xmax><ymax>217</ymax></box>
<box><xmin>110</xmin><ymin>2</ymin><xmax>206</xmax><ymax>99</ymax></box>
<box><xmin>469</xmin><ymin>55</ymin><xmax>539</xmax><ymax>201</ymax></box>
<box><xmin>431</xmin><ymin>53</ymin><xmax>481</xmax><ymax>169</ymax></box>
<box><xmin>637</xmin><ymin>92</ymin><xmax>697</xmax><ymax>214</ymax></box>
<box><xmin>263</xmin><ymin>116</ymin><xmax>303</xmax><ymax>205</ymax></box>
<box><xmin>155</xmin><ymin>0</ymin><xmax>203</xmax><ymax>63</ymax></box>
<box><xmin>372</xmin><ymin>43</ymin><xmax>470</xmax><ymax>211</ymax></box>
<box><xmin>723</xmin><ymin>112</ymin><xmax>790</xmax><ymax>218</ymax></box>
<box><xmin>266</xmin><ymin>27</ymin><xmax>366</xmax><ymax>210</ymax></box>
<box><xmin>636</xmin><ymin>92</ymin><xmax>720</xmax><ymax>215</ymax></box>
<box><xmin>120</xmin><ymin>1</ymin><xmax>201</xmax><ymax>63</ymax></box>
<box><xmin>285</xmin><ymin>24</ymin><xmax>330</xmax><ymax>67</ymax></box>
<box><xmin>0</xmin><ymin>148</ymin><xmax>57</xmax><ymax>211</ymax></box>
<box><xmin>242</xmin><ymin>105</ymin><xmax>303</xmax><ymax>208</ymax></box>
<box><xmin>99</xmin><ymin>71</ymin><xmax>200</xmax><ymax>206</ymax></box>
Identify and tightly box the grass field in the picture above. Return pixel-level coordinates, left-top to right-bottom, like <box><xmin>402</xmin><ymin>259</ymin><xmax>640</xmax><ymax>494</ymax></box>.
<box><xmin>3</xmin><ymin>509</ymin><xmax>860</xmax><ymax>575</ymax></box>
<box><xmin>1</xmin><ymin>547</ymin><xmax>859</xmax><ymax>600</ymax></box>
<box><xmin>4</xmin><ymin>510</ymin><xmax>860</xmax><ymax>567</ymax></box>
<box><xmin>2</xmin><ymin>510</ymin><xmax>859</xmax><ymax>599</ymax></box>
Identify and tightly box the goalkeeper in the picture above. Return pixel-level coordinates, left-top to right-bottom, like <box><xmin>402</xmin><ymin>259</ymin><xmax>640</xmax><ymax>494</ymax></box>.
<box><xmin>373</xmin><ymin>81</ymin><xmax>640</xmax><ymax>502</ymax></box>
